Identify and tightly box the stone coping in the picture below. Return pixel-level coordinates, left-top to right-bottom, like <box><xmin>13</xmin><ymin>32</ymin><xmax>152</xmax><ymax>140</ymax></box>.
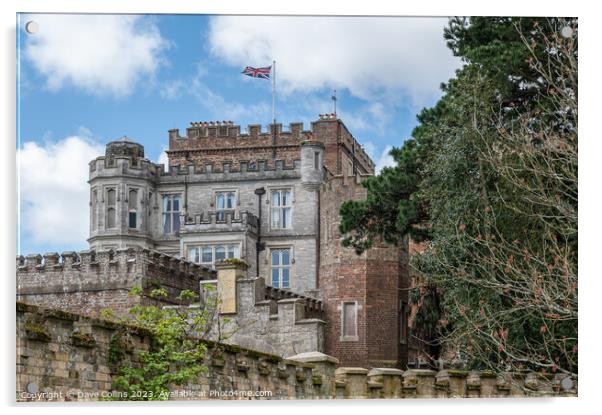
<box><xmin>286</xmin><ymin>351</ymin><xmax>339</xmax><ymax>365</ymax></box>
<box><xmin>368</xmin><ymin>368</ymin><xmax>404</xmax><ymax>377</ymax></box>
<box><xmin>335</xmin><ymin>367</ymin><xmax>370</xmax><ymax>375</ymax></box>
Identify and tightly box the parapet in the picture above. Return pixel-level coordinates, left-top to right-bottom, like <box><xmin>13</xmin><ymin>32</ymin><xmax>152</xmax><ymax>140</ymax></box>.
<box><xmin>204</xmin><ymin>261</ymin><xmax>325</xmax><ymax>357</ymax></box>
<box><xmin>16</xmin><ymin>248</ymin><xmax>213</xmax><ymax>278</ymax></box>
<box><xmin>180</xmin><ymin>210</ymin><xmax>259</xmax><ymax>234</ymax></box>
<box><xmin>169</xmin><ymin>121</ymin><xmax>311</xmax><ymax>142</ymax></box>
<box><xmin>16</xmin><ymin>248</ymin><xmax>216</xmax><ymax>316</ymax></box>
<box><xmin>90</xmin><ymin>151</ymin><xmax>302</xmax><ymax>184</ymax></box>
<box><xmin>158</xmin><ymin>157</ymin><xmax>300</xmax><ymax>177</ymax></box>
<box><xmin>15</xmin><ymin>301</ymin><xmax>577</xmax><ymax>401</ymax></box>
<box><xmin>263</xmin><ymin>285</ymin><xmax>323</xmax><ymax>319</ymax></box>
<box><xmin>89</xmin><ymin>154</ymin><xmax>162</xmax><ymax>179</ymax></box>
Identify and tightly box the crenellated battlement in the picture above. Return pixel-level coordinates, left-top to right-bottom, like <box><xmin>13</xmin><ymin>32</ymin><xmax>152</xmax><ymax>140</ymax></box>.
<box><xmin>159</xmin><ymin>158</ymin><xmax>300</xmax><ymax>176</ymax></box>
<box><xmin>169</xmin><ymin>121</ymin><xmax>311</xmax><ymax>142</ymax></box>
<box><xmin>16</xmin><ymin>248</ymin><xmax>213</xmax><ymax>277</ymax></box>
<box><xmin>16</xmin><ymin>248</ymin><xmax>215</xmax><ymax>316</ymax></box>
<box><xmin>166</xmin><ymin>116</ymin><xmax>375</xmax><ymax>175</ymax></box>
<box><xmin>263</xmin><ymin>285</ymin><xmax>323</xmax><ymax>319</ymax></box>
<box><xmin>90</xmin><ymin>153</ymin><xmax>302</xmax><ymax>184</ymax></box>
<box><xmin>203</xmin><ymin>262</ymin><xmax>325</xmax><ymax>356</ymax></box>
<box><xmin>89</xmin><ymin>155</ymin><xmax>163</xmax><ymax>178</ymax></box>
<box><xmin>16</xmin><ymin>302</ymin><xmax>577</xmax><ymax>401</ymax></box>
<box><xmin>180</xmin><ymin>210</ymin><xmax>259</xmax><ymax>234</ymax></box>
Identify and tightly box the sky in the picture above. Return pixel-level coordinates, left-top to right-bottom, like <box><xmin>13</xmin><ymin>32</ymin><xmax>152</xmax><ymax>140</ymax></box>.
<box><xmin>16</xmin><ymin>13</ymin><xmax>462</xmax><ymax>255</ymax></box>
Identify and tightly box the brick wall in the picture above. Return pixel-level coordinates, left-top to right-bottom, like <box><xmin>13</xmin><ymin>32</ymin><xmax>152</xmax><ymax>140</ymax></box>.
<box><xmin>319</xmin><ymin>175</ymin><xmax>407</xmax><ymax>368</ymax></box>
<box><xmin>165</xmin><ymin>117</ymin><xmax>374</xmax><ymax>177</ymax></box>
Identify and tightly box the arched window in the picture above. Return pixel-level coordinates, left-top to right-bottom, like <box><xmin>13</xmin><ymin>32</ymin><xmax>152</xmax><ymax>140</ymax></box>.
<box><xmin>128</xmin><ymin>189</ymin><xmax>138</xmax><ymax>229</ymax></box>
<box><xmin>106</xmin><ymin>188</ymin><xmax>116</xmax><ymax>229</ymax></box>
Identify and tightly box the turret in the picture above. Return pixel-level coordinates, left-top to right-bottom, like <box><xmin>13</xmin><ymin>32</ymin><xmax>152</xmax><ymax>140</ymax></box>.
<box><xmin>88</xmin><ymin>136</ymin><xmax>155</xmax><ymax>251</ymax></box>
<box><xmin>300</xmin><ymin>140</ymin><xmax>325</xmax><ymax>189</ymax></box>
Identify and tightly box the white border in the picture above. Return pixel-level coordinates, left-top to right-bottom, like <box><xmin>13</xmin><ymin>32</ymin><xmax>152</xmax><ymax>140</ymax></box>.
<box><xmin>3</xmin><ymin>1</ymin><xmax>598</xmax><ymax>415</ymax></box>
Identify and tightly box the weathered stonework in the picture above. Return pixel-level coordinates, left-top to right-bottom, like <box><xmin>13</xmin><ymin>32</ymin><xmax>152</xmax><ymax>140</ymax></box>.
<box><xmin>16</xmin><ymin>303</ymin><xmax>576</xmax><ymax>401</ymax></box>
<box><xmin>18</xmin><ymin>115</ymin><xmax>407</xmax><ymax>369</ymax></box>
<box><xmin>16</xmin><ymin>248</ymin><xmax>214</xmax><ymax>316</ymax></box>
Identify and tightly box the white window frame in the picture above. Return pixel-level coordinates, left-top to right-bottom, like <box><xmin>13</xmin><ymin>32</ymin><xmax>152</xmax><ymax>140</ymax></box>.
<box><xmin>269</xmin><ymin>247</ymin><xmax>292</xmax><ymax>288</ymax></box>
<box><xmin>340</xmin><ymin>301</ymin><xmax>359</xmax><ymax>342</ymax></box>
<box><xmin>215</xmin><ymin>190</ymin><xmax>237</xmax><ymax>221</ymax></box>
<box><xmin>187</xmin><ymin>243</ymin><xmax>241</xmax><ymax>269</ymax></box>
<box><xmin>162</xmin><ymin>193</ymin><xmax>182</xmax><ymax>234</ymax></box>
<box><xmin>270</xmin><ymin>188</ymin><xmax>293</xmax><ymax>230</ymax></box>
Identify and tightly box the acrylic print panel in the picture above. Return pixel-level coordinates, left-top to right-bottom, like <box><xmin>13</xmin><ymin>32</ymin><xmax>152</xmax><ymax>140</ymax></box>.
<box><xmin>16</xmin><ymin>13</ymin><xmax>578</xmax><ymax>401</ymax></box>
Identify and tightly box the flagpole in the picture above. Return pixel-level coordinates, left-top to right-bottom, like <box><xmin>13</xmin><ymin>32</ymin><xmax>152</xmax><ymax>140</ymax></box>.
<box><xmin>272</xmin><ymin>60</ymin><xmax>276</xmax><ymax>126</ymax></box>
<box><xmin>272</xmin><ymin>60</ymin><xmax>276</xmax><ymax>158</ymax></box>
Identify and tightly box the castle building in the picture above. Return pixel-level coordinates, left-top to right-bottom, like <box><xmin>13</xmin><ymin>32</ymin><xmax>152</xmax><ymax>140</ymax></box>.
<box><xmin>19</xmin><ymin>114</ymin><xmax>410</xmax><ymax>368</ymax></box>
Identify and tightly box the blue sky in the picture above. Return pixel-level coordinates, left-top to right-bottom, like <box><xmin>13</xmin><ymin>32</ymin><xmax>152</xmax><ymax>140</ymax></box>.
<box><xmin>16</xmin><ymin>13</ymin><xmax>462</xmax><ymax>255</ymax></box>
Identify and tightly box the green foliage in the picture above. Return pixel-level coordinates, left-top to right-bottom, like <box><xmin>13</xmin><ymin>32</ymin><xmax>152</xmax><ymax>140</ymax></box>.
<box><xmin>339</xmin><ymin>17</ymin><xmax>578</xmax><ymax>375</ymax></box>
<box><xmin>108</xmin><ymin>332</ymin><xmax>128</xmax><ymax>365</ymax></box>
<box><xmin>340</xmin><ymin>138</ymin><xmax>428</xmax><ymax>253</ymax></box>
<box><xmin>105</xmin><ymin>286</ymin><xmax>222</xmax><ymax>400</ymax></box>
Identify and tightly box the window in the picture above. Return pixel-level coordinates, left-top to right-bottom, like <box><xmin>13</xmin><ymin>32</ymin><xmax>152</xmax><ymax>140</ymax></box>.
<box><xmin>400</xmin><ymin>301</ymin><xmax>408</xmax><ymax>344</ymax></box>
<box><xmin>106</xmin><ymin>188</ymin><xmax>116</xmax><ymax>229</ymax></box>
<box><xmin>148</xmin><ymin>191</ymin><xmax>153</xmax><ymax>216</ymax></box>
<box><xmin>342</xmin><ymin>302</ymin><xmax>358</xmax><ymax>340</ymax></box>
<box><xmin>270</xmin><ymin>248</ymin><xmax>291</xmax><ymax>288</ymax></box>
<box><xmin>314</xmin><ymin>152</ymin><xmax>320</xmax><ymax>169</ymax></box>
<box><xmin>270</xmin><ymin>189</ymin><xmax>292</xmax><ymax>229</ymax></box>
<box><xmin>188</xmin><ymin>244</ymin><xmax>240</xmax><ymax>268</ymax></box>
<box><xmin>216</xmin><ymin>191</ymin><xmax>236</xmax><ymax>221</ymax></box>
<box><xmin>347</xmin><ymin>160</ymin><xmax>354</xmax><ymax>176</ymax></box>
<box><xmin>162</xmin><ymin>194</ymin><xmax>182</xmax><ymax>234</ymax></box>
<box><xmin>128</xmin><ymin>189</ymin><xmax>138</xmax><ymax>229</ymax></box>
<box><xmin>91</xmin><ymin>189</ymin><xmax>97</xmax><ymax>230</ymax></box>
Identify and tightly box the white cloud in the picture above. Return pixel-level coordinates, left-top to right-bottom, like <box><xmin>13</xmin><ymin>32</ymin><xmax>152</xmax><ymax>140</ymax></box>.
<box><xmin>189</xmin><ymin>73</ymin><xmax>271</xmax><ymax>121</ymax></box>
<box><xmin>23</xmin><ymin>14</ymin><xmax>168</xmax><ymax>97</ymax></box>
<box><xmin>157</xmin><ymin>145</ymin><xmax>169</xmax><ymax>171</ymax></box>
<box><xmin>376</xmin><ymin>145</ymin><xmax>396</xmax><ymax>174</ymax></box>
<box><xmin>208</xmin><ymin>16</ymin><xmax>462</xmax><ymax>106</ymax></box>
<box><xmin>162</xmin><ymin>64</ymin><xmax>271</xmax><ymax>122</ymax></box>
<box><xmin>160</xmin><ymin>80</ymin><xmax>186</xmax><ymax>100</ymax></box>
<box><xmin>17</xmin><ymin>133</ymin><xmax>104</xmax><ymax>246</ymax></box>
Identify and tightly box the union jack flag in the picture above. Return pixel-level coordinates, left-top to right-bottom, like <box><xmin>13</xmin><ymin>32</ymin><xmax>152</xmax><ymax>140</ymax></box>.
<box><xmin>241</xmin><ymin>66</ymin><xmax>271</xmax><ymax>79</ymax></box>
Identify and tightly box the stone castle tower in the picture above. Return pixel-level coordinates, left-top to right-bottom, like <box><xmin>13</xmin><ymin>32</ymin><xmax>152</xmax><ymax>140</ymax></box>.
<box><xmin>19</xmin><ymin>114</ymin><xmax>410</xmax><ymax>368</ymax></box>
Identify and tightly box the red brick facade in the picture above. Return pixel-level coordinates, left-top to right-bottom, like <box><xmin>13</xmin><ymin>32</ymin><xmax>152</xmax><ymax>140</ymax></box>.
<box><xmin>165</xmin><ymin>115</ymin><xmax>375</xmax><ymax>176</ymax></box>
<box><xmin>319</xmin><ymin>175</ymin><xmax>408</xmax><ymax>368</ymax></box>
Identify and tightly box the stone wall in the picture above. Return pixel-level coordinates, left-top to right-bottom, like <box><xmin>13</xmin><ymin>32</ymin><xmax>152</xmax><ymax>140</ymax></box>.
<box><xmin>203</xmin><ymin>262</ymin><xmax>325</xmax><ymax>357</ymax></box>
<box><xmin>16</xmin><ymin>302</ymin><xmax>576</xmax><ymax>401</ymax></box>
<box><xmin>16</xmin><ymin>248</ymin><xmax>215</xmax><ymax>317</ymax></box>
